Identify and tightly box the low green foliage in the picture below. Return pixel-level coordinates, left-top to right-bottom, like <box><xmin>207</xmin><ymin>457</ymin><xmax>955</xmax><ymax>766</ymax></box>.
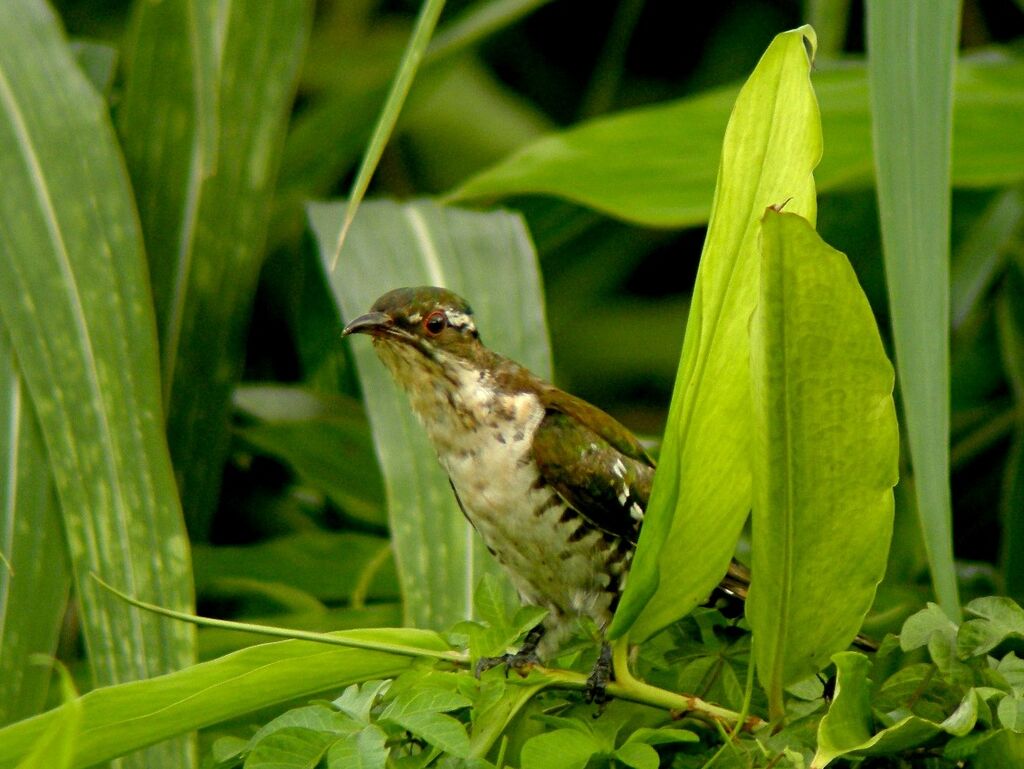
<box><xmin>1</xmin><ymin>1</ymin><xmax>1022</xmax><ymax>768</ymax></box>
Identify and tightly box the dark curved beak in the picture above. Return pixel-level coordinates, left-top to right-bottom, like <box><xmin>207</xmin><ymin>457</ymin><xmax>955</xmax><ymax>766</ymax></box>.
<box><xmin>343</xmin><ymin>311</ymin><xmax>392</xmax><ymax>337</ymax></box>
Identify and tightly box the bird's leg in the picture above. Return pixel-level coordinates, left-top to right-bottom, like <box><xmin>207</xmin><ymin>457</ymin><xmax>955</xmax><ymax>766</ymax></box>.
<box><xmin>475</xmin><ymin>623</ymin><xmax>545</xmax><ymax>678</ymax></box>
<box><xmin>584</xmin><ymin>641</ymin><xmax>613</xmax><ymax>704</ymax></box>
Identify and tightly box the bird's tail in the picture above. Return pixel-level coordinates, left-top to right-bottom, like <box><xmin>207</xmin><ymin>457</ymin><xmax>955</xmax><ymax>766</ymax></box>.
<box><xmin>713</xmin><ymin>559</ymin><xmax>878</xmax><ymax>652</ymax></box>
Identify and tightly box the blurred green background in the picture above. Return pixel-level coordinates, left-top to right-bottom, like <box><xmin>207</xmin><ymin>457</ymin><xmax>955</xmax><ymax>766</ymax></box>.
<box><xmin>41</xmin><ymin>0</ymin><xmax>1024</xmax><ymax>657</ymax></box>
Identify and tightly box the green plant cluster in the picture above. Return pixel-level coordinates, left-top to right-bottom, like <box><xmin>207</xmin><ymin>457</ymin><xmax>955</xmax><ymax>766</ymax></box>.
<box><xmin>198</xmin><ymin>593</ymin><xmax>1024</xmax><ymax>769</ymax></box>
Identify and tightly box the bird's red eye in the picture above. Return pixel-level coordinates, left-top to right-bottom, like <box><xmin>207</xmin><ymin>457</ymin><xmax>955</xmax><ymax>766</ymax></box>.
<box><xmin>424</xmin><ymin>311</ymin><xmax>447</xmax><ymax>336</ymax></box>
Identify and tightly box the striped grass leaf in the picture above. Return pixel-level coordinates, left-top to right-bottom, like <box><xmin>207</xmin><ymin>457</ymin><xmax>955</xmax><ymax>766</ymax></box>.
<box><xmin>867</xmin><ymin>0</ymin><xmax>962</xmax><ymax>618</ymax></box>
<box><xmin>0</xmin><ymin>2</ymin><xmax>195</xmax><ymax>764</ymax></box>
<box><xmin>117</xmin><ymin>0</ymin><xmax>313</xmax><ymax>538</ymax></box>
<box><xmin>0</xmin><ymin>325</ymin><xmax>69</xmax><ymax>726</ymax></box>
<box><xmin>308</xmin><ymin>199</ymin><xmax>549</xmax><ymax>630</ymax></box>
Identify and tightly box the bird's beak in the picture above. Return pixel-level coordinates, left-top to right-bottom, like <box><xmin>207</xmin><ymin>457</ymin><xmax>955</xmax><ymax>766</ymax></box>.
<box><xmin>342</xmin><ymin>311</ymin><xmax>393</xmax><ymax>337</ymax></box>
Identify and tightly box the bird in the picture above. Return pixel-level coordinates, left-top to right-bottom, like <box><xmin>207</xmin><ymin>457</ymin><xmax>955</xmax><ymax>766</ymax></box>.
<box><xmin>343</xmin><ymin>286</ymin><xmax>750</xmax><ymax>701</ymax></box>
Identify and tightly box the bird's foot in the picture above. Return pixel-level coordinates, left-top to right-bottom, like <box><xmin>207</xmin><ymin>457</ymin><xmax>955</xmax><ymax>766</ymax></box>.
<box><xmin>474</xmin><ymin>647</ymin><xmax>542</xmax><ymax>678</ymax></box>
<box><xmin>584</xmin><ymin>642</ymin><xmax>613</xmax><ymax>705</ymax></box>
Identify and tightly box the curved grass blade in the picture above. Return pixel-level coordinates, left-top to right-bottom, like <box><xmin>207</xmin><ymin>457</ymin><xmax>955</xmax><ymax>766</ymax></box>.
<box><xmin>867</xmin><ymin>0</ymin><xmax>961</xmax><ymax>618</ymax></box>
<box><xmin>611</xmin><ymin>26</ymin><xmax>822</xmax><ymax>641</ymax></box>
<box><xmin>117</xmin><ymin>0</ymin><xmax>313</xmax><ymax>537</ymax></box>
<box><xmin>329</xmin><ymin>0</ymin><xmax>447</xmax><ymax>269</ymax></box>
<box><xmin>308</xmin><ymin>199</ymin><xmax>550</xmax><ymax>629</ymax></box>
<box><xmin>0</xmin><ymin>628</ymin><xmax>451</xmax><ymax>769</ymax></box>
<box><xmin>0</xmin><ymin>326</ymin><xmax>69</xmax><ymax>726</ymax></box>
<box><xmin>0</xmin><ymin>2</ymin><xmax>196</xmax><ymax>764</ymax></box>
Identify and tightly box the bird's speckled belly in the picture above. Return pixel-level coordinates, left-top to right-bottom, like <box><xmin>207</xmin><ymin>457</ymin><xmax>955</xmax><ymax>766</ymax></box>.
<box><xmin>438</xmin><ymin>403</ymin><xmax>626</xmax><ymax>651</ymax></box>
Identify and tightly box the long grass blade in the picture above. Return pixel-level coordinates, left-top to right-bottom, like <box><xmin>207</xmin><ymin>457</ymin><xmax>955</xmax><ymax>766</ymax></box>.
<box><xmin>0</xmin><ymin>2</ymin><xmax>195</xmax><ymax>764</ymax></box>
<box><xmin>867</xmin><ymin>0</ymin><xmax>962</xmax><ymax>618</ymax></box>
<box><xmin>329</xmin><ymin>0</ymin><xmax>447</xmax><ymax>270</ymax></box>
<box><xmin>0</xmin><ymin>325</ymin><xmax>69</xmax><ymax>726</ymax></box>
<box><xmin>118</xmin><ymin>0</ymin><xmax>313</xmax><ymax>537</ymax></box>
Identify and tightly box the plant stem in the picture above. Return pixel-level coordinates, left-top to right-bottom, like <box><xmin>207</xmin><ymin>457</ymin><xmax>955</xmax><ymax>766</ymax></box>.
<box><xmin>99</xmin><ymin>573</ymin><xmax>764</xmax><ymax>732</ymax></box>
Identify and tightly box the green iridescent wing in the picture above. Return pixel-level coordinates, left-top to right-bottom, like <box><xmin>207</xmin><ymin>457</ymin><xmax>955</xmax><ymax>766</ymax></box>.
<box><xmin>532</xmin><ymin>390</ymin><xmax>654</xmax><ymax>544</ymax></box>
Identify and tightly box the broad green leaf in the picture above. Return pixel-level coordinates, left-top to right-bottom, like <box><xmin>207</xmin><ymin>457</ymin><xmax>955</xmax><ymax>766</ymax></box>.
<box><xmin>612</xmin><ymin>26</ymin><xmax>822</xmax><ymax>641</ymax></box>
<box><xmin>748</xmin><ymin>211</ymin><xmax>897</xmax><ymax>719</ymax></box>
<box><xmin>813</xmin><ymin>652</ymin><xmax>978</xmax><ymax>768</ymax></box>
<box><xmin>451</xmin><ymin>54</ymin><xmax>1024</xmax><ymax>227</ymax></box>
<box><xmin>958</xmin><ymin>596</ymin><xmax>1024</xmax><ymax>657</ymax></box>
<box><xmin>118</xmin><ymin>0</ymin><xmax>313</xmax><ymax>538</ymax></box>
<box><xmin>0</xmin><ymin>326</ymin><xmax>69</xmax><ymax>726</ymax></box>
<box><xmin>0</xmin><ymin>629</ymin><xmax>450</xmax><ymax>769</ymax></box>
<box><xmin>867</xmin><ymin>0</ymin><xmax>961</xmax><ymax>618</ymax></box>
<box><xmin>0</xmin><ymin>4</ymin><xmax>195</xmax><ymax>766</ymax></box>
<box><xmin>308</xmin><ymin>199</ymin><xmax>550</xmax><ymax>629</ymax></box>
<box><xmin>519</xmin><ymin>729</ymin><xmax>602</xmax><ymax>769</ymax></box>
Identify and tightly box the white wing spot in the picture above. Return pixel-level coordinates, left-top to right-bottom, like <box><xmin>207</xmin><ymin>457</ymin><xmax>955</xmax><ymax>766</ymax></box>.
<box><xmin>612</xmin><ymin>458</ymin><xmax>626</xmax><ymax>478</ymax></box>
<box><xmin>630</xmin><ymin>502</ymin><xmax>644</xmax><ymax>522</ymax></box>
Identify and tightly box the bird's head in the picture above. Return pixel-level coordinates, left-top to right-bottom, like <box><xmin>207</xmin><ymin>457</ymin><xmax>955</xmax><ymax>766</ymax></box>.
<box><xmin>343</xmin><ymin>287</ymin><xmax>486</xmax><ymax>384</ymax></box>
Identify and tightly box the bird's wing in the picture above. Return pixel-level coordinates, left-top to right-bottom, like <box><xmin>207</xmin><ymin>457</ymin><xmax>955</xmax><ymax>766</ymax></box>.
<box><xmin>531</xmin><ymin>408</ymin><xmax>654</xmax><ymax>544</ymax></box>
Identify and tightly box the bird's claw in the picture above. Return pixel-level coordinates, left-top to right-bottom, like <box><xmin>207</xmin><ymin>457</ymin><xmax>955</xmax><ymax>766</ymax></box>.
<box><xmin>474</xmin><ymin>648</ymin><xmax>542</xmax><ymax>679</ymax></box>
<box><xmin>584</xmin><ymin>643</ymin><xmax>613</xmax><ymax>706</ymax></box>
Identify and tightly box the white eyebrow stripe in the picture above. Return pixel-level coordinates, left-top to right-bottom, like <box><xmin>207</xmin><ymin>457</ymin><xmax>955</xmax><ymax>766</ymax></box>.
<box><xmin>445</xmin><ymin>310</ymin><xmax>475</xmax><ymax>331</ymax></box>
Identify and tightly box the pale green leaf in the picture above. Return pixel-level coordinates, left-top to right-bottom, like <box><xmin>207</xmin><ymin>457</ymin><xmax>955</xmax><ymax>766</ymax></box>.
<box><xmin>326</xmin><ymin>725</ymin><xmax>388</xmax><ymax>769</ymax></box>
<box><xmin>380</xmin><ymin>687</ymin><xmax>472</xmax><ymax>757</ymax></box>
<box><xmin>0</xmin><ymin>629</ymin><xmax>449</xmax><ymax>769</ymax></box>
<box><xmin>900</xmin><ymin>603</ymin><xmax>958</xmax><ymax>652</ymax></box>
<box><xmin>246</xmin><ymin>727</ymin><xmax>335</xmax><ymax>769</ymax></box>
<box><xmin>308</xmin><ymin>199</ymin><xmax>550</xmax><ymax>629</ymax></box>
<box><xmin>519</xmin><ymin>729</ymin><xmax>602</xmax><ymax>769</ymax></box>
<box><xmin>813</xmin><ymin>652</ymin><xmax>978</xmax><ymax>768</ymax></box>
<box><xmin>118</xmin><ymin>0</ymin><xmax>313</xmax><ymax>537</ymax></box>
<box><xmin>0</xmin><ymin>4</ymin><xmax>195</xmax><ymax>766</ymax></box>
<box><xmin>0</xmin><ymin>325</ymin><xmax>69</xmax><ymax>726</ymax></box>
<box><xmin>612</xmin><ymin>26</ymin><xmax>822</xmax><ymax>641</ymax></box>
<box><xmin>958</xmin><ymin>596</ymin><xmax>1024</xmax><ymax>657</ymax></box>
<box><xmin>451</xmin><ymin>54</ymin><xmax>1024</xmax><ymax>227</ymax></box>
<box><xmin>867</xmin><ymin>0</ymin><xmax>961</xmax><ymax>618</ymax></box>
<box><xmin>613</xmin><ymin>742</ymin><xmax>659</xmax><ymax>769</ymax></box>
<box><xmin>333</xmin><ymin>680</ymin><xmax>391</xmax><ymax>724</ymax></box>
<box><xmin>748</xmin><ymin>211</ymin><xmax>897</xmax><ymax>719</ymax></box>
